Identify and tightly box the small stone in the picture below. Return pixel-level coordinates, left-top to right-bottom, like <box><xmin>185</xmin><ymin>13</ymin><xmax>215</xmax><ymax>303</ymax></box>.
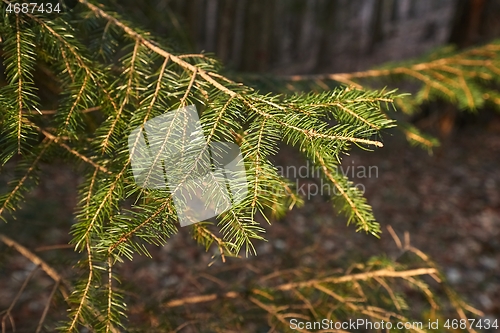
<box><xmin>446</xmin><ymin>267</ymin><xmax>462</xmax><ymax>284</ymax></box>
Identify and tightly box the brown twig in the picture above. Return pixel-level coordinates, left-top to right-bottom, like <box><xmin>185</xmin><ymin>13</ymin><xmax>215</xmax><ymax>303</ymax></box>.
<box><xmin>164</xmin><ymin>291</ymin><xmax>240</xmax><ymax>308</ymax></box>
<box><xmin>163</xmin><ymin>267</ymin><xmax>438</xmax><ymax>308</ymax></box>
<box><xmin>0</xmin><ymin>234</ymin><xmax>119</xmax><ymax>333</ymax></box>
<box><xmin>0</xmin><ymin>234</ymin><xmax>71</xmax><ymax>332</ymax></box>
<box><xmin>26</xmin><ymin>121</ymin><xmax>111</xmax><ymax>175</ymax></box>
<box><xmin>285</xmin><ymin>43</ymin><xmax>500</xmax><ymax>83</ymax></box>
<box><xmin>275</xmin><ymin>267</ymin><xmax>438</xmax><ymax>291</ymax></box>
<box><xmin>1</xmin><ymin>266</ymin><xmax>39</xmax><ymax>333</ymax></box>
<box><xmin>35</xmin><ymin>244</ymin><xmax>74</xmax><ymax>252</ymax></box>
<box><xmin>0</xmin><ymin>234</ymin><xmax>69</xmax><ymax>294</ymax></box>
<box><xmin>35</xmin><ymin>280</ymin><xmax>60</xmax><ymax>333</ymax></box>
<box><xmin>22</xmin><ymin>107</ymin><xmax>102</xmax><ymax>115</ymax></box>
<box><xmin>79</xmin><ymin>0</ymin><xmax>238</xmax><ymax>99</ymax></box>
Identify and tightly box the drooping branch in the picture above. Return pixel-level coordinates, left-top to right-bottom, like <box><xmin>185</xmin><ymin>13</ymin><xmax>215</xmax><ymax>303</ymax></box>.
<box><xmin>163</xmin><ymin>267</ymin><xmax>438</xmax><ymax>308</ymax></box>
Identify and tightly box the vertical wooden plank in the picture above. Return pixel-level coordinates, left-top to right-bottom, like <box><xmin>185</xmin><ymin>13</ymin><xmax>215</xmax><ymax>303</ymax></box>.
<box><xmin>398</xmin><ymin>0</ymin><xmax>412</xmax><ymax>19</ymax></box>
<box><xmin>186</xmin><ymin>0</ymin><xmax>206</xmax><ymax>52</ymax></box>
<box><xmin>316</xmin><ymin>0</ymin><xmax>339</xmax><ymax>70</ymax></box>
<box><xmin>358</xmin><ymin>0</ymin><xmax>377</xmax><ymax>55</ymax></box>
<box><xmin>479</xmin><ymin>0</ymin><xmax>500</xmax><ymax>40</ymax></box>
<box><xmin>389</xmin><ymin>0</ymin><xmax>398</xmax><ymax>22</ymax></box>
<box><xmin>205</xmin><ymin>0</ymin><xmax>218</xmax><ymax>52</ymax></box>
<box><xmin>408</xmin><ymin>0</ymin><xmax>417</xmax><ymax>18</ymax></box>
<box><xmin>273</xmin><ymin>0</ymin><xmax>292</xmax><ymax>68</ymax></box>
<box><xmin>231</xmin><ymin>0</ymin><xmax>247</xmax><ymax>69</ymax></box>
<box><xmin>216</xmin><ymin>0</ymin><xmax>235</xmax><ymax>64</ymax></box>
<box><xmin>257</xmin><ymin>0</ymin><xmax>274</xmax><ymax>71</ymax></box>
<box><xmin>297</xmin><ymin>0</ymin><xmax>318</xmax><ymax>72</ymax></box>
<box><xmin>241</xmin><ymin>0</ymin><xmax>264</xmax><ymax>71</ymax></box>
<box><xmin>368</xmin><ymin>0</ymin><xmax>384</xmax><ymax>54</ymax></box>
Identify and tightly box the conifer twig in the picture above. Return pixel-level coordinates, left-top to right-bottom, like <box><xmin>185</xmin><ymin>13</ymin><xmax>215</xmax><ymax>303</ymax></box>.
<box><xmin>285</xmin><ymin>43</ymin><xmax>500</xmax><ymax>83</ymax></box>
<box><xmin>0</xmin><ymin>234</ymin><xmax>119</xmax><ymax>333</ymax></box>
<box><xmin>0</xmin><ymin>234</ymin><xmax>67</xmax><ymax>289</ymax></box>
<box><xmin>163</xmin><ymin>267</ymin><xmax>437</xmax><ymax>308</ymax></box>
<box><xmin>79</xmin><ymin>0</ymin><xmax>239</xmax><ymax>98</ymax></box>
<box><xmin>35</xmin><ymin>280</ymin><xmax>60</xmax><ymax>333</ymax></box>
<box><xmin>1</xmin><ymin>266</ymin><xmax>39</xmax><ymax>333</ymax></box>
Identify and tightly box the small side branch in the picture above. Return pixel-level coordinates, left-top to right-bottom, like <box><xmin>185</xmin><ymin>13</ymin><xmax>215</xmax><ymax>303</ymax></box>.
<box><xmin>1</xmin><ymin>266</ymin><xmax>39</xmax><ymax>333</ymax></box>
<box><xmin>163</xmin><ymin>267</ymin><xmax>438</xmax><ymax>308</ymax></box>
<box><xmin>0</xmin><ymin>234</ymin><xmax>66</xmax><ymax>289</ymax></box>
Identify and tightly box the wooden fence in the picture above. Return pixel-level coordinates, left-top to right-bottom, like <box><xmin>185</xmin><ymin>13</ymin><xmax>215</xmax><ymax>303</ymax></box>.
<box><xmin>119</xmin><ymin>0</ymin><xmax>500</xmax><ymax>73</ymax></box>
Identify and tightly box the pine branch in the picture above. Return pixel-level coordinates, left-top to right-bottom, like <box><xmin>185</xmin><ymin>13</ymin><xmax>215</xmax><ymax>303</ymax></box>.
<box><xmin>315</xmin><ymin>152</ymin><xmax>380</xmax><ymax>235</ymax></box>
<box><xmin>0</xmin><ymin>234</ymin><xmax>119</xmax><ymax>333</ymax></box>
<box><xmin>285</xmin><ymin>42</ymin><xmax>500</xmax><ymax>110</ymax></box>
<box><xmin>99</xmin><ymin>40</ymin><xmax>141</xmax><ymax>154</ymax></box>
<box><xmin>163</xmin><ymin>267</ymin><xmax>438</xmax><ymax>309</ymax></box>
<box><xmin>67</xmin><ymin>239</ymin><xmax>94</xmax><ymax>332</ymax></box>
<box><xmin>0</xmin><ymin>141</ymin><xmax>52</xmax><ymax>221</ymax></box>
<box><xmin>0</xmin><ymin>10</ymin><xmax>39</xmax><ymax>162</ymax></box>
<box><xmin>243</xmin><ymin>40</ymin><xmax>500</xmax><ymax>153</ymax></box>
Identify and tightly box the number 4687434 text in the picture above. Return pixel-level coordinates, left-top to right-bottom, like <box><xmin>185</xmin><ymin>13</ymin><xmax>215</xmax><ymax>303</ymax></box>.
<box><xmin>5</xmin><ymin>2</ymin><xmax>61</xmax><ymax>14</ymax></box>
